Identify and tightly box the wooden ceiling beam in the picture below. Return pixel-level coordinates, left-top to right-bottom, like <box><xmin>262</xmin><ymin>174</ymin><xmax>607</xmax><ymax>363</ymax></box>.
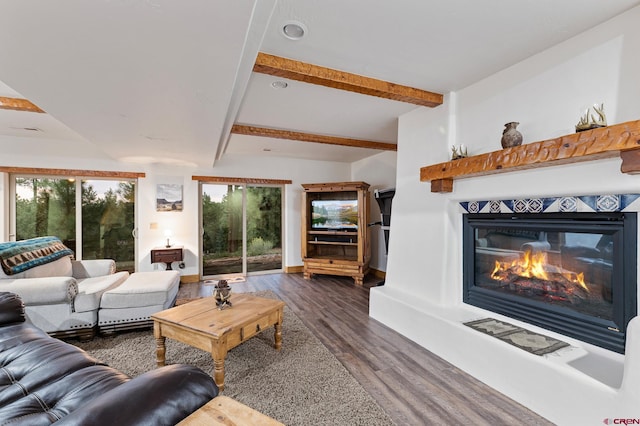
<box><xmin>0</xmin><ymin>97</ymin><xmax>45</xmax><ymax>113</ymax></box>
<box><xmin>231</xmin><ymin>124</ymin><xmax>397</xmax><ymax>151</ymax></box>
<box><xmin>0</xmin><ymin>166</ymin><xmax>145</xmax><ymax>179</ymax></box>
<box><xmin>253</xmin><ymin>52</ymin><xmax>443</xmax><ymax>107</ymax></box>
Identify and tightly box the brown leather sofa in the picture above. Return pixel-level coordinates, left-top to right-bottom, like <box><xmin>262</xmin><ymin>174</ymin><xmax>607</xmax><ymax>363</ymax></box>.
<box><xmin>0</xmin><ymin>291</ymin><xmax>218</xmax><ymax>425</ymax></box>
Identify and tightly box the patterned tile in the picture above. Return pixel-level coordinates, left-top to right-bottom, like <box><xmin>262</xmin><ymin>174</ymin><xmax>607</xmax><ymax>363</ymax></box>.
<box><xmin>513</xmin><ymin>199</ymin><xmax>528</xmax><ymax>213</ymax></box>
<box><xmin>542</xmin><ymin>197</ymin><xmax>558</xmax><ymax>212</ymax></box>
<box><xmin>528</xmin><ymin>198</ymin><xmax>543</xmax><ymax>213</ymax></box>
<box><xmin>489</xmin><ymin>200</ymin><xmax>502</xmax><ymax>213</ymax></box>
<box><xmin>578</xmin><ymin>196</ymin><xmax>598</xmax><ymax>212</ymax></box>
<box><xmin>621</xmin><ymin>194</ymin><xmax>640</xmax><ymax>210</ymax></box>
<box><xmin>460</xmin><ymin>194</ymin><xmax>640</xmax><ymax>214</ymax></box>
<box><xmin>596</xmin><ymin>195</ymin><xmax>620</xmax><ymax>212</ymax></box>
<box><xmin>558</xmin><ymin>197</ymin><xmax>577</xmax><ymax>212</ymax></box>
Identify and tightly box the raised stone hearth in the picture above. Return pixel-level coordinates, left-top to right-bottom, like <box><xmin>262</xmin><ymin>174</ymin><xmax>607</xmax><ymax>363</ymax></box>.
<box><xmin>370</xmin><ymin>194</ymin><xmax>640</xmax><ymax>424</ymax></box>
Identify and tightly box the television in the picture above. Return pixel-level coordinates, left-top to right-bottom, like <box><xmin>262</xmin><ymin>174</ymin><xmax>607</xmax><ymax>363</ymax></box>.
<box><xmin>311</xmin><ymin>199</ymin><xmax>358</xmax><ymax>230</ymax></box>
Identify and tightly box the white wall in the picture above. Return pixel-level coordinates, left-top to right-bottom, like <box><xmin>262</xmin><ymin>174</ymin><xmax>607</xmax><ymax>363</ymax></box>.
<box><xmin>0</xmin><ymin>148</ymin><xmax>353</xmax><ymax>275</ymax></box>
<box><xmin>134</xmin><ymin>154</ymin><xmax>354</xmax><ymax>276</ymax></box>
<box><xmin>371</xmin><ymin>6</ymin><xmax>640</xmax><ymax>424</ymax></box>
<box><xmin>0</xmin><ymin>132</ymin><xmax>398</xmax><ymax>275</ymax></box>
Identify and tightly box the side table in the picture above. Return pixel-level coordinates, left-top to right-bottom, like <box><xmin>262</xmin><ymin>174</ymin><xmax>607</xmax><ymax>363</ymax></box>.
<box><xmin>151</xmin><ymin>246</ymin><xmax>183</xmax><ymax>270</ymax></box>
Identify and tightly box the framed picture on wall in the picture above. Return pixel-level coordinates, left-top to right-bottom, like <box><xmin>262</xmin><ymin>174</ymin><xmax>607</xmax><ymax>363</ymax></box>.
<box><xmin>156</xmin><ymin>184</ymin><xmax>183</xmax><ymax>212</ymax></box>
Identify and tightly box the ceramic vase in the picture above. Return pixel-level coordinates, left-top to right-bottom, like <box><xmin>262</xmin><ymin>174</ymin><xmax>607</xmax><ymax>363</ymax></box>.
<box><xmin>501</xmin><ymin>122</ymin><xmax>523</xmax><ymax>148</ymax></box>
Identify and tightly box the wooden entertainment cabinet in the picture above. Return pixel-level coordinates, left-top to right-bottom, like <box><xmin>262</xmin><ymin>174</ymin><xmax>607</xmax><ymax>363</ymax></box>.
<box><xmin>301</xmin><ymin>181</ymin><xmax>370</xmax><ymax>285</ymax></box>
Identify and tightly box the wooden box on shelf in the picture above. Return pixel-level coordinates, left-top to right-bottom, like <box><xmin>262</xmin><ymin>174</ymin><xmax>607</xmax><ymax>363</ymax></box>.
<box><xmin>301</xmin><ymin>181</ymin><xmax>370</xmax><ymax>285</ymax></box>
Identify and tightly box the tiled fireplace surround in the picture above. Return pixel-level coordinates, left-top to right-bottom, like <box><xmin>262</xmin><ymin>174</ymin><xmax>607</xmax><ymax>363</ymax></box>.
<box><xmin>461</xmin><ymin>194</ymin><xmax>638</xmax><ymax>354</ymax></box>
<box><xmin>370</xmin><ymin>192</ymin><xmax>640</xmax><ymax>424</ymax></box>
<box><xmin>460</xmin><ymin>193</ymin><xmax>640</xmax><ymax>216</ymax></box>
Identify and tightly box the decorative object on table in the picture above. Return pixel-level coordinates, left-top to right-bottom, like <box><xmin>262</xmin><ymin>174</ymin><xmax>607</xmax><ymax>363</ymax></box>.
<box><xmin>164</xmin><ymin>229</ymin><xmax>172</xmax><ymax>247</ymax></box>
<box><xmin>451</xmin><ymin>145</ymin><xmax>468</xmax><ymax>160</ymax></box>
<box><xmin>156</xmin><ymin>184</ymin><xmax>183</xmax><ymax>212</ymax></box>
<box><xmin>575</xmin><ymin>103</ymin><xmax>607</xmax><ymax>132</ymax></box>
<box><xmin>500</xmin><ymin>122</ymin><xmax>523</xmax><ymax>148</ymax></box>
<box><xmin>212</xmin><ymin>279</ymin><xmax>232</xmax><ymax>309</ymax></box>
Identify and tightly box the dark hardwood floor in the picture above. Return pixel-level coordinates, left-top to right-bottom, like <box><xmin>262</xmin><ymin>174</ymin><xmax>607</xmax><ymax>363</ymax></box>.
<box><xmin>178</xmin><ymin>273</ymin><xmax>554</xmax><ymax>425</ymax></box>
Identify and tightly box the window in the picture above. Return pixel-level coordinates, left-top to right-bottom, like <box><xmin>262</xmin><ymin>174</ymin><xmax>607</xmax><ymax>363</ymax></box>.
<box><xmin>14</xmin><ymin>177</ymin><xmax>77</xmax><ymax>250</ymax></box>
<box><xmin>201</xmin><ymin>183</ymin><xmax>283</xmax><ymax>277</ymax></box>
<box><xmin>11</xmin><ymin>173</ymin><xmax>138</xmax><ymax>273</ymax></box>
<box><xmin>196</xmin><ymin>176</ymin><xmax>290</xmax><ymax>279</ymax></box>
<box><xmin>80</xmin><ymin>180</ymin><xmax>136</xmax><ymax>272</ymax></box>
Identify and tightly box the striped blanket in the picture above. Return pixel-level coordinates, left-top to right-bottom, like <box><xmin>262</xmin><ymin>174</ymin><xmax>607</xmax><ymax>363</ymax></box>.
<box><xmin>0</xmin><ymin>236</ymin><xmax>74</xmax><ymax>276</ymax></box>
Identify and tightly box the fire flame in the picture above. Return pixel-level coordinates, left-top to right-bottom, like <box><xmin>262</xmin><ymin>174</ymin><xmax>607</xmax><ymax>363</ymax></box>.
<box><xmin>491</xmin><ymin>250</ymin><xmax>588</xmax><ymax>291</ymax></box>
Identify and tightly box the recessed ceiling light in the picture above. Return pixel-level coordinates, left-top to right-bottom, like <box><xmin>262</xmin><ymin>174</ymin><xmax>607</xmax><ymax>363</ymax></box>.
<box><xmin>271</xmin><ymin>81</ymin><xmax>288</xmax><ymax>89</ymax></box>
<box><xmin>282</xmin><ymin>21</ymin><xmax>306</xmax><ymax>40</ymax></box>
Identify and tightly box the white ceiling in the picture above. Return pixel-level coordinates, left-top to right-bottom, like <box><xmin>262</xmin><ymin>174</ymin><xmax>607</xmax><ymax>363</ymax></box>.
<box><xmin>1</xmin><ymin>0</ymin><xmax>639</xmax><ymax>167</ymax></box>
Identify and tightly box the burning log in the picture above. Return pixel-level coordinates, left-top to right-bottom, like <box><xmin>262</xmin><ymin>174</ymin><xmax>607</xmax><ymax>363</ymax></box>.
<box><xmin>490</xmin><ymin>249</ymin><xmax>590</xmax><ymax>303</ymax></box>
<box><xmin>491</xmin><ymin>270</ymin><xmax>590</xmax><ymax>302</ymax></box>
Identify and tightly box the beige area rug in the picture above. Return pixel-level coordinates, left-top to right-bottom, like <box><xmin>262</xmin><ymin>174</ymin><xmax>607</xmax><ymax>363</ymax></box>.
<box><xmin>73</xmin><ymin>291</ymin><xmax>394</xmax><ymax>426</ymax></box>
<box><xmin>464</xmin><ymin>318</ymin><xmax>570</xmax><ymax>356</ymax></box>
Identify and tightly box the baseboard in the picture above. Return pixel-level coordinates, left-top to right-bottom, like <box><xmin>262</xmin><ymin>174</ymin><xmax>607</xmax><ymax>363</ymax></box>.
<box><xmin>180</xmin><ymin>267</ymin><xmax>377</xmax><ymax>278</ymax></box>
<box><xmin>284</xmin><ymin>265</ymin><xmax>384</xmax><ymax>278</ymax></box>
<box><xmin>370</xmin><ymin>268</ymin><xmax>386</xmax><ymax>279</ymax></box>
<box><xmin>180</xmin><ymin>274</ymin><xmax>200</xmax><ymax>284</ymax></box>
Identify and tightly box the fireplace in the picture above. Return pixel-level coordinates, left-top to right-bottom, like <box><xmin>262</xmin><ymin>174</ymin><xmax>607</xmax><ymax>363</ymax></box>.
<box><xmin>463</xmin><ymin>212</ymin><xmax>637</xmax><ymax>353</ymax></box>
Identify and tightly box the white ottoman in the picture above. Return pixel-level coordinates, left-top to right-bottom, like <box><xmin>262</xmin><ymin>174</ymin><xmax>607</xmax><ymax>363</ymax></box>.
<box><xmin>98</xmin><ymin>270</ymin><xmax>180</xmax><ymax>333</ymax></box>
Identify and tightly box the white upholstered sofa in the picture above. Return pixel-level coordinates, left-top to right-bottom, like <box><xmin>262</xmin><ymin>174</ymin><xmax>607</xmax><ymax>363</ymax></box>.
<box><xmin>0</xmin><ymin>237</ymin><xmax>180</xmax><ymax>339</ymax></box>
<box><xmin>0</xmin><ymin>255</ymin><xmax>128</xmax><ymax>338</ymax></box>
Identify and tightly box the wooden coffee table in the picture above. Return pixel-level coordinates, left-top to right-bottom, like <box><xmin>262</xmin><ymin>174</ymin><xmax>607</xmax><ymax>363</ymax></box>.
<box><xmin>177</xmin><ymin>396</ymin><xmax>284</xmax><ymax>425</ymax></box>
<box><xmin>151</xmin><ymin>293</ymin><xmax>285</xmax><ymax>391</ymax></box>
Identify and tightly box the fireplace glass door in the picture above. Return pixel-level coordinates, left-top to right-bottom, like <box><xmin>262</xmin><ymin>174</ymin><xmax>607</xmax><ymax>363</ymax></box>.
<box><xmin>463</xmin><ymin>213</ymin><xmax>637</xmax><ymax>353</ymax></box>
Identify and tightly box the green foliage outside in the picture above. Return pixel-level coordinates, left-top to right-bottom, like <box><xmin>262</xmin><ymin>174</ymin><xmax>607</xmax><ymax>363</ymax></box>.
<box><xmin>16</xmin><ymin>178</ymin><xmax>76</xmax><ymax>246</ymax></box>
<box><xmin>247</xmin><ymin>237</ymin><xmax>274</xmax><ymax>256</ymax></box>
<box><xmin>202</xmin><ymin>186</ymin><xmax>282</xmax><ymax>261</ymax></box>
<box><xmin>15</xmin><ymin>178</ymin><xmax>135</xmax><ymax>271</ymax></box>
<box><xmin>15</xmin><ymin>179</ymin><xmax>281</xmax><ymax>274</ymax></box>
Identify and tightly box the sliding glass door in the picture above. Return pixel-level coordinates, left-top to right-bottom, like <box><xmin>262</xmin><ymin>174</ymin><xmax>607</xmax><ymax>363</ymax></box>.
<box><xmin>201</xmin><ymin>183</ymin><xmax>282</xmax><ymax>278</ymax></box>
<box><xmin>14</xmin><ymin>177</ymin><xmax>76</xmax><ymax>251</ymax></box>
<box><xmin>80</xmin><ymin>180</ymin><xmax>136</xmax><ymax>272</ymax></box>
<box><xmin>11</xmin><ymin>176</ymin><xmax>136</xmax><ymax>272</ymax></box>
<box><xmin>246</xmin><ymin>186</ymin><xmax>282</xmax><ymax>273</ymax></box>
<box><xmin>201</xmin><ymin>184</ymin><xmax>244</xmax><ymax>276</ymax></box>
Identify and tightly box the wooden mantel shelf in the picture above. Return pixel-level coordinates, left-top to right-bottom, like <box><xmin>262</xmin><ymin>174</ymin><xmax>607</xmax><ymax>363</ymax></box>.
<box><xmin>420</xmin><ymin>119</ymin><xmax>640</xmax><ymax>193</ymax></box>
